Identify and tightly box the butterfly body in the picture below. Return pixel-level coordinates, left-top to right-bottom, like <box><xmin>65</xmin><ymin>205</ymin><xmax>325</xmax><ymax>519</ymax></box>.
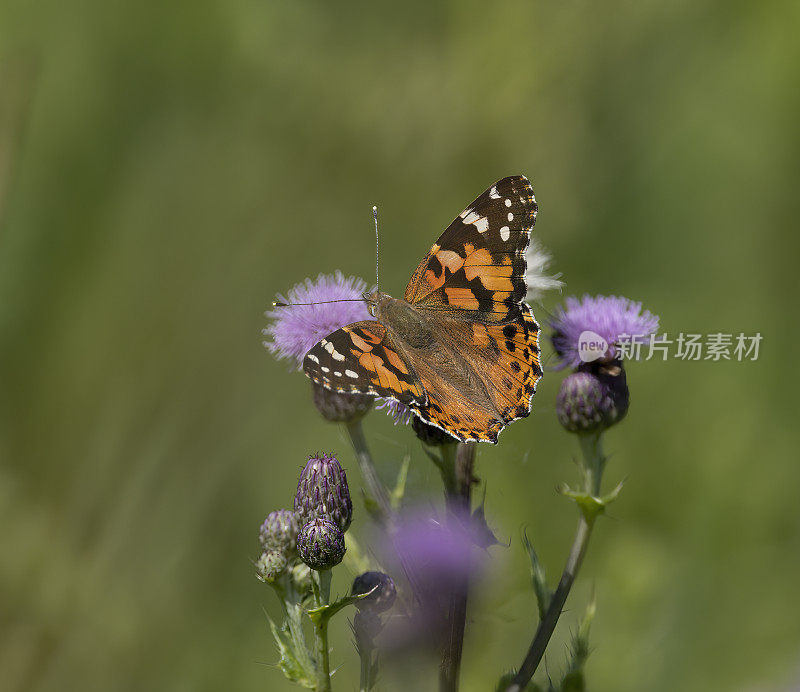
<box><xmin>367</xmin><ymin>292</ymin><xmax>436</xmax><ymax>350</ymax></box>
<box><xmin>303</xmin><ymin>176</ymin><xmax>543</xmax><ymax>443</ymax></box>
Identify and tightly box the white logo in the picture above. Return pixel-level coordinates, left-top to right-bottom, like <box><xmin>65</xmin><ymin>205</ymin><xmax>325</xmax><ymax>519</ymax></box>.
<box><xmin>578</xmin><ymin>330</ymin><xmax>609</xmax><ymax>363</ymax></box>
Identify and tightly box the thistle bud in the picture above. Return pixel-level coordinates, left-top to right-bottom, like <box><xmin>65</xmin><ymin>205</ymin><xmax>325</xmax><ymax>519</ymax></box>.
<box><xmin>556</xmin><ymin>360</ymin><xmax>629</xmax><ymax>434</ymax></box>
<box><xmin>259</xmin><ymin>509</ymin><xmax>300</xmax><ymax>556</ymax></box>
<box><xmin>297</xmin><ymin>518</ymin><xmax>346</xmax><ymax>571</ymax></box>
<box><xmin>412</xmin><ymin>416</ymin><xmax>456</xmax><ymax>446</ymax></box>
<box><xmin>311</xmin><ymin>382</ymin><xmax>373</xmax><ymax>423</ymax></box>
<box><xmin>294</xmin><ymin>453</ymin><xmax>353</xmax><ymax>532</ymax></box>
<box><xmin>351</xmin><ymin>571</ymin><xmax>397</xmax><ymax>613</ymax></box>
<box><xmin>256</xmin><ymin>550</ymin><xmax>287</xmax><ymax>583</ymax></box>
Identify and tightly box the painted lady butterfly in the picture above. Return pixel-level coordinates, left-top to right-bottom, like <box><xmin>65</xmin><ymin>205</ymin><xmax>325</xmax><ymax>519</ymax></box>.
<box><xmin>303</xmin><ymin>175</ymin><xmax>542</xmax><ymax>443</ymax></box>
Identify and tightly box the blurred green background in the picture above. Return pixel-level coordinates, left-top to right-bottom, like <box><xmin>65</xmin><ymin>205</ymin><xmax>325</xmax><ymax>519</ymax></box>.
<box><xmin>2</xmin><ymin>0</ymin><xmax>798</xmax><ymax>690</ymax></box>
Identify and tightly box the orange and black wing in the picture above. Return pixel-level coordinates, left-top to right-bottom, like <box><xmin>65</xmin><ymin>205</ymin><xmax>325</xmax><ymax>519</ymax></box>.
<box><xmin>407</xmin><ymin>303</ymin><xmax>542</xmax><ymax>443</ymax></box>
<box><xmin>303</xmin><ymin>321</ymin><xmax>427</xmax><ymax>406</ymax></box>
<box><xmin>404</xmin><ymin>175</ymin><xmax>537</xmax><ymax>323</ymax></box>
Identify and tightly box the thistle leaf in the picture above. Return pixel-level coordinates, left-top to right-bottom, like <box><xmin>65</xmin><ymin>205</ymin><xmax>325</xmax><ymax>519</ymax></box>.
<box><xmin>522</xmin><ymin>530</ymin><xmax>552</xmax><ymax>618</ymax></box>
<box><xmin>307</xmin><ymin>585</ymin><xmax>379</xmax><ymax>626</ymax></box>
<box><xmin>267</xmin><ymin>614</ymin><xmax>316</xmax><ymax>688</ymax></box>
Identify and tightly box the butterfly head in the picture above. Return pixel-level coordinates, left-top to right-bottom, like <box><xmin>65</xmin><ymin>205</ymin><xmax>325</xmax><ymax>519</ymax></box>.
<box><xmin>363</xmin><ymin>290</ymin><xmax>391</xmax><ymax>318</ymax></box>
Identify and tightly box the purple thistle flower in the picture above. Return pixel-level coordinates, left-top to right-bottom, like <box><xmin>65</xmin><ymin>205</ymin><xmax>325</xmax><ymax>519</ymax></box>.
<box><xmin>374</xmin><ymin>398</ymin><xmax>412</xmax><ymax>426</ymax></box>
<box><xmin>550</xmin><ymin>294</ymin><xmax>660</xmax><ymax>370</ymax></box>
<box><xmin>263</xmin><ymin>272</ymin><xmax>410</xmax><ymax>423</ymax></box>
<box><xmin>263</xmin><ymin>272</ymin><xmax>372</xmax><ymax>369</ymax></box>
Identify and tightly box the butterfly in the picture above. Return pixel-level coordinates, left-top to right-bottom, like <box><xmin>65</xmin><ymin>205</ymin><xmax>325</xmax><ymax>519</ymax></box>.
<box><xmin>303</xmin><ymin>175</ymin><xmax>542</xmax><ymax>443</ymax></box>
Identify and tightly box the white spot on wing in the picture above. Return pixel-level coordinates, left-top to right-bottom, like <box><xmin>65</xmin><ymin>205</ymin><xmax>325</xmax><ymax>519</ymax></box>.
<box><xmin>345</xmin><ymin>369</ymin><xmax>359</xmax><ymax>379</ymax></box>
<box><xmin>500</xmin><ymin>226</ymin><xmax>511</xmax><ymax>241</ymax></box>
<box><xmin>332</xmin><ymin>350</ymin><xmax>345</xmax><ymax>361</ymax></box>
<box><xmin>505</xmin><ymin>198</ymin><xmax>512</xmax><ymax>207</ymax></box>
<box><xmin>307</xmin><ymin>354</ymin><xmax>319</xmax><ymax>363</ymax></box>
<box><xmin>462</xmin><ymin>210</ymin><xmax>480</xmax><ymax>224</ymax></box>
<box><xmin>321</xmin><ymin>366</ymin><xmax>330</xmax><ymax>373</ymax></box>
<box><xmin>489</xmin><ymin>185</ymin><xmax>500</xmax><ymax>199</ymax></box>
<box><xmin>463</xmin><ymin>210</ymin><xmax>489</xmax><ymax>233</ymax></box>
<box><xmin>507</xmin><ymin>212</ymin><xmax>514</xmax><ymax>221</ymax></box>
<box><xmin>459</xmin><ymin>207</ymin><xmax>472</xmax><ymax>219</ymax></box>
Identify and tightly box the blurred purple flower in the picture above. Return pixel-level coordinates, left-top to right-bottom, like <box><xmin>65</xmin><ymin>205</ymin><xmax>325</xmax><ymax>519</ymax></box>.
<box><xmin>391</xmin><ymin>512</ymin><xmax>476</xmax><ymax>596</ymax></box>
<box><xmin>263</xmin><ymin>272</ymin><xmax>371</xmax><ymax>369</ymax></box>
<box><xmin>550</xmin><ymin>294</ymin><xmax>660</xmax><ymax>369</ymax></box>
<box><xmin>376</xmin><ymin>509</ymin><xmax>486</xmax><ymax>651</ymax></box>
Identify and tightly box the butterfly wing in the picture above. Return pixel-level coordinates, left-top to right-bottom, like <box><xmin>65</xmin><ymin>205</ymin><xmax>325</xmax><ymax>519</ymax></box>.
<box><xmin>406</xmin><ymin>303</ymin><xmax>542</xmax><ymax>442</ymax></box>
<box><xmin>303</xmin><ymin>321</ymin><xmax>427</xmax><ymax>406</ymax></box>
<box><xmin>404</xmin><ymin>175</ymin><xmax>537</xmax><ymax>322</ymax></box>
<box><xmin>399</xmin><ymin>175</ymin><xmax>541</xmax><ymax>442</ymax></box>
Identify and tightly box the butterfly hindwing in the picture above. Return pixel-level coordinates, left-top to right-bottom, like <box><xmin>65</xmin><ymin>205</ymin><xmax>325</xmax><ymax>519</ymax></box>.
<box><xmin>404</xmin><ymin>175</ymin><xmax>537</xmax><ymax>322</ymax></box>
<box><xmin>406</xmin><ymin>303</ymin><xmax>542</xmax><ymax>443</ymax></box>
<box><xmin>303</xmin><ymin>321</ymin><xmax>427</xmax><ymax>406</ymax></box>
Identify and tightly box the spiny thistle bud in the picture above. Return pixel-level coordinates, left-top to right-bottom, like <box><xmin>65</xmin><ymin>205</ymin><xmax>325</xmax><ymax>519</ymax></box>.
<box><xmin>297</xmin><ymin>518</ymin><xmax>346</xmax><ymax>571</ymax></box>
<box><xmin>294</xmin><ymin>453</ymin><xmax>353</xmax><ymax>532</ymax></box>
<box><xmin>556</xmin><ymin>360</ymin><xmax>629</xmax><ymax>434</ymax></box>
<box><xmin>412</xmin><ymin>416</ymin><xmax>456</xmax><ymax>446</ymax></box>
<box><xmin>311</xmin><ymin>382</ymin><xmax>373</xmax><ymax>423</ymax></box>
<box><xmin>351</xmin><ymin>571</ymin><xmax>397</xmax><ymax>613</ymax></box>
<box><xmin>259</xmin><ymin>509</ymin><xmax>300</xmax><ymax>556</ymax></box>
<box><xmin>256</xmin><ymin>550</ymin><xmax>287</xmax><ymax>583</ymax></box>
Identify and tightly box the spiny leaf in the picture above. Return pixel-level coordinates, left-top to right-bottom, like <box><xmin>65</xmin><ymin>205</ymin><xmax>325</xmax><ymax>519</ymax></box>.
<box><xmin>559</xmin><ymin>594</ymin><xmax>596</xmax><ymax>691</ymax></box>
<box><xmin>267</xmin><ymin>614</ymin><xmax>316</xmax><ymax>688</ymax></box>
<box><xmin>307</xmin><ymin>585</ymin><xmax>379</xmax><ymax>626</ymax></box>
<box><xmin>522</xmin><ymin>530</ymin><xmax>552</xmax><ymax>618</ymax></box>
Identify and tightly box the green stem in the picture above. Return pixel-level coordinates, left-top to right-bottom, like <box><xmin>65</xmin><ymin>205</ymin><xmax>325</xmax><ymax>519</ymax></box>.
<box><xmin>578</xmin><ymin>432</ymin><xmax>605</xmax><ymax>496</ymax></box>
<box><xmin>506</xmin><ymin>432</ymin><xmax>605</xmax><ymax>692</ymax></box>
<box><xmin>312</xmin><ymin>570</ymin><xmax>333</xmax><ymax>692</ymax></box>
<box><xmin>346</xmin><ymin>419</ymin><xmax>392</xmax><ymax>524</ymax></box>
<box><xmin>439</xmin><ymin>442</ymin><xmax>476</xmax><ymax>692</ymax></box>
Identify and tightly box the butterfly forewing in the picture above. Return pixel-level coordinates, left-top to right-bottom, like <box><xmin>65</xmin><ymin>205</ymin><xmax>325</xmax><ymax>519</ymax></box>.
<box><xmin>303</xmin><ymin>321</ymin><xmax>427</xmax><ymax>405</ymax></box>
<box><xmin>404</xmin><ymin>175</ymin><xmax>537</xmax><ymax>322</ymax></box>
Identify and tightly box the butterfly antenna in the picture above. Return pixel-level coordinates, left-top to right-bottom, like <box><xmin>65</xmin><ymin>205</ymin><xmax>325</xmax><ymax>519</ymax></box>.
<box><xmin>373</xmin><ymin>205</ymin><xmax>379</xmax><ymax>292</ymax></box>
<box><xmin>272</xmin><ymin>299</ymin><xmax>365</xmax><ymax>307</ymax></box>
